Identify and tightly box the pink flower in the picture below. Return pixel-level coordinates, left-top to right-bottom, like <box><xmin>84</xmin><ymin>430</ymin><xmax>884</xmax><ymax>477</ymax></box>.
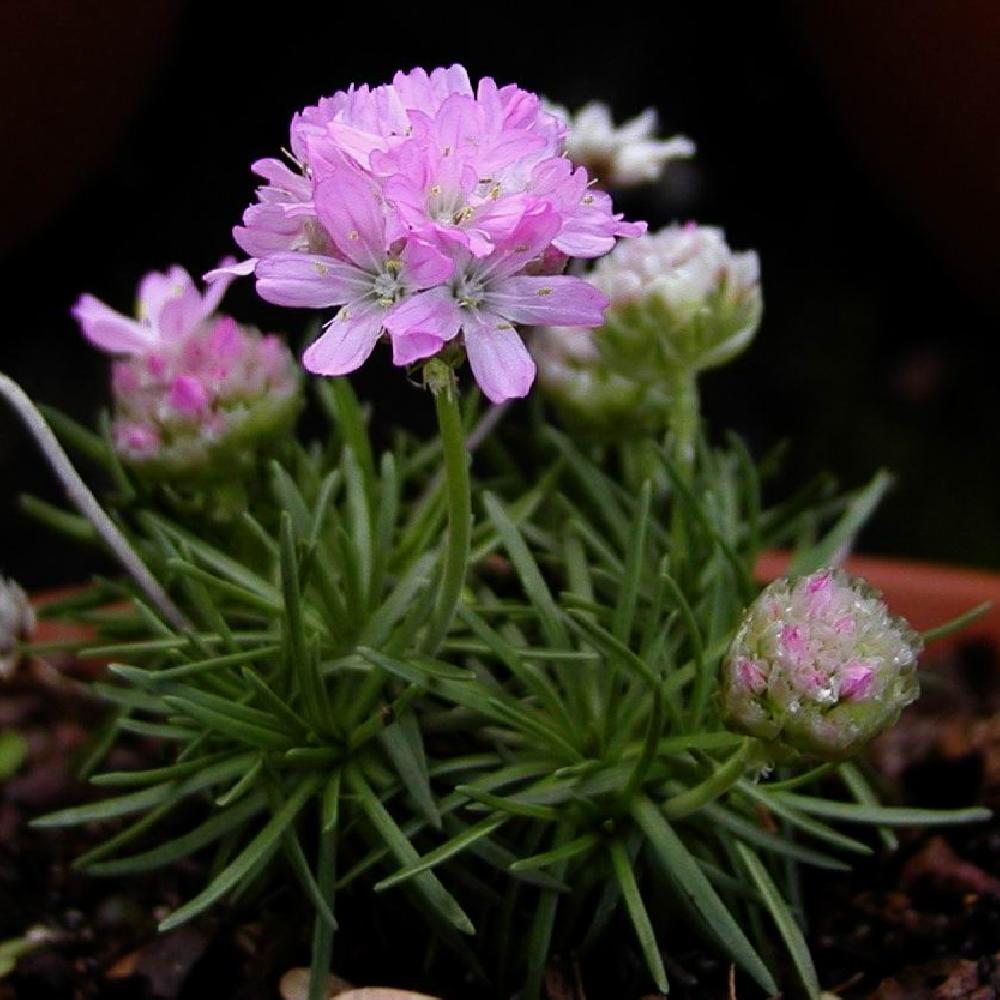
<box><xmin>220</xmin><ymin>65</ymin><xmax>643</xmax><ymax>402</ymax></box>
<box><xmin>73</xmin><ymin>269</ymin><xmax>301</xmax><ymax>473</ymax></box>
<box><xmin>383</xmin><ymin>207</ymin><xmax>609</xmax><ymax>402</ymax></box>
<box><xmin>72</xmin><ymin>263</ymin><xmax>237</xmax><ymax>355</ymax></box>
<box><xmin>253</xmin><ymin>163</ymin><xmax>453</xmax><ymax>374</ymax></box>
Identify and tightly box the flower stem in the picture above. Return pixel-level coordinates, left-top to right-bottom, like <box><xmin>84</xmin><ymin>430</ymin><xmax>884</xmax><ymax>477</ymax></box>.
<box><xmin>660</xmin><ymin>738</ymin><xmax>756</xmax><ymax>819</ymax></box>
<box><xmin>422</xmin><ymin>363</ymin><xmax>471</xmax><ymax>654</ymax></box>
<box><xmin>0</xmin><ymin>371</ymin><xmax>187</xmax><ymax>629</ymax></box>
<box><xmin>667</xmin><ymin>371</ymin><xmax>700</xmax><ymax>578</ymax></box>
<box><xmin>669</xmin><ymin>371</ymin><xmax>699</xmax><ymax>483</ymax></box>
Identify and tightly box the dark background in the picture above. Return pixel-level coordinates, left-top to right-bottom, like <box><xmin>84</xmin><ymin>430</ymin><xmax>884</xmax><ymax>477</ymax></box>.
<box><xmin>2</xmin><ymin>1</ymin><xmax>999</xmax><ymax>589</ymax></box>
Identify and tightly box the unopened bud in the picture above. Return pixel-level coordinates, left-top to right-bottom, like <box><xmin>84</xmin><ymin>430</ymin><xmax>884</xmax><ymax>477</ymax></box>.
<box><xmin>721</xmin><ymin>569</ymin><xmax>921</xmax><ymax>759</ymax></box>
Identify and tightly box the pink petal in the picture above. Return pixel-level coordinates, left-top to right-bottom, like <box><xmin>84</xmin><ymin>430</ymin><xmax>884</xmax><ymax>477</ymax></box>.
<box><xmin>400</xmin><ymin>239</ymin><xmax>454</xmax><ymax>290</ymax></box>
<box><xmin>391</xmin><ymin>330</ymin><xmax>446</xmax><ymax>366</ymax></box>
<box><xmin>302</xmin><ymin>305</ymin><xmax>384</xmax><ymax>376</ymax></box>
<box><xmin>322</xmin><ymin>121</ymin><xmax>391</xmax><ymax>167</ymax></box>
<box><xmin>137</xmin><ymin>266</ymin><xmax>194</xmax><ymax>328</ymax></box>
<box><xmin>71</xmin><ymin>294</ymin><xmax>156</xmax><ymax>354</ymax></box>
<box><xmin>384</xmin><ymin>288</ymin><xmax>462</xmax><ymax>364</ymax></box>
<box><xmin>314</xmin><ymin>168</ymin><xmax>388</xmax><ymax>272</ymax></box>
<box><xmin>840</xmin><ymin>662</ymin><xmax>875</xmax><ymax>701</ymax></box>
<box><xmin>485</xmin><ymin>275</ymin><xmax>609</xmax><ymax>327</ymax></box>
<box><xmin>255</xmin><ymin>253</ymin><xmax>370</xmax><ymax>308</ymax></box>
<box><xmin>477</xmin><ymin>207</ymin><xmax>562</xmax><ymax>282</ymax></box>
<box><xmin>463</xmin><ymin>310</ymin><xmax>536</xmax><ymax>403</ymax></box>
<box><xmin>200</xmin><ymin>257</ymin><xmax>239</xmax><ymax>315</ymax></box>
<box><xmin>169</xmin><ymin>375</ymin><xmax>211</xmax><ymax>416</ymax></box>
<box><xmin>156</xmin><ymin>266</ymin><xmax>210</xmax><ymax>340</ymax></box>
<box><xmin>204</xmin><ymin>258</ymin><xmax>257</xmax><ymax>283</ymax></box>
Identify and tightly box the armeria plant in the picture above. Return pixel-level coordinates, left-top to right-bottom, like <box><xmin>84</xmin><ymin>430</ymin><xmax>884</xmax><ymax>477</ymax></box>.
<box><xmin>0</xmin><ymin>64</ymin><xmax>991</xmax><ymax>1000</ymax></box>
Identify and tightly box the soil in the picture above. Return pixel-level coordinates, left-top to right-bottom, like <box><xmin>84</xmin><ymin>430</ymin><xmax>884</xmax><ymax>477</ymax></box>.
<box><xmin>2</xmin><ymin>639</ymin><xmax>999</xmax><ymax>1000</ymax></box>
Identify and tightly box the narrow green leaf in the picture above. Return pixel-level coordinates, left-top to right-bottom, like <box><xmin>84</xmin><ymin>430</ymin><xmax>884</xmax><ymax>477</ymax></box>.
<box><xmin>19</xmin><ymin>495</ymin><xmax>98</xmax><ymax>543</ymax></box>
<box><xmin>380</xmin><ymin>712</ymin><xmax>441</xmax><ymax>829</ymax></box>
<box><xmin>632</xmin><ymin>795</ymin><xmax>777</xmax><ymax>994</ymax></box>
<box><xmin>735</xmin><ymin>842</ymin><xmax>820</xmax><ymax>999</ymax></box>
<box><xmin>34</xmin><ymin>754</ymin><xmax>256</xmax><ymax>828</ymax></box>
<box><xmin>789</xmin><ymin>470</ymin><xmax>892</xmax><ymax>575</ymax></box>
<box><xmin>87</xmin><ymin>791</ymin><xmax>267</xmax><ymax>876</ymax></box>
<box><xmin>343</xmin><ymin>446</ymin><xmax>373</xmax><ymax>600</ymax></box>
<box><xmin>375</xmin><ymin>814</ymin><xmax>506</xmax><ymax>892</ymax></box>
<box><xmin>772</xmin><ymin>793</ymin><xmax>992</xmax><ymax>827</ymax></box>
<box><xmin>348</xmin><ymin>767</ymin><xmax>474</xmax><ymax>935</ymax></box>
<box><xmin>700</xmin><ymin>803</ymin><xmax>851</xmax><ymax>871</ymax></box>
<box><xmin>921</xmin><ymin>601</ymin><xmax>991</xmax><ymax>645</ymax></box>
<box><xmin>483</xmin><ymin>491</ymin><xmax>568</xmax><ymax>648</ymax></box>
<box><xmin>158</xmin><ymin>775</ymin><xmax>320</xmax><ymax>931</ymax></box>
<box><xmin>736</xmin><ymin>781</ymin><xmax>873</xmax><ymax>856</ymax></box>
<box><xmin>613</xmin><ymin>480</ymin><xmax>652</xmax><ymax>642</ymax></box>
<box><xmin>369</xmin><ymin>452</ymin><xmax>399</xmax><ymax>604</ymax></box>
<box><xmin>162</xmin><ymin>695</ymin><xmax>292</xmax><ymax>750</ymax></box>
<box><xmin>39</xmin><ymin>404</ymin><xmax>111</xmax><ymax>466</ymax></box>
<box><xmin>609</xmin><ymin>838</ymin><xmax>668</xmax><ymax>993</ymax></box>
<box><xmin>92</xmin><ymin>752</ymin><xmax>230</xmax><ymax>788</ymax></box>
<box><xmin>510</xmin><ymin>832</ymin><xmax>600</xmax><ymax>872</ymax></box>
<box><xmin>241</xmin><ymin>666</ymin><xmax>312</xmax><ymax>735</ymax></box>
<box><xmin>321</xmin><ymin>770</ymin><xmax>342</xmax><ymax>833</ymax></box>
<box><xmin>838</xmin><ymin>762</ymin><xmax>897</xmax><ymax>851</ymax></box>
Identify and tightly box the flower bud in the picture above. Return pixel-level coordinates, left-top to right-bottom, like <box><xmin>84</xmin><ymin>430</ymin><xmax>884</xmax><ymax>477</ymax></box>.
<box><xmin>721</xmin><ymin>569</ymin><xmax>921</xmax><ymax>759</ymax></box>
<box><xmin>531</xmin><ymin>324</ymin><xmax>668</xmax><ymax>437</ymax></box>
<box><xmin>531</xmin><ymin>225</ymin><xmax>760</xmax><ymax>433</ymax></box>
<box><xmin>596</xmin><ymin>224</ymin><xmax>762</xmax><ymax>381</ymax></box>
<box><xmin>110</xmin><ymin>317</ymin><xmax>301</xmax><ymax>477</ymax></box>
<box><xmin>1</xmin><ymin>577</ymin><xmax>35</xmax><ymax>679</ymax></box>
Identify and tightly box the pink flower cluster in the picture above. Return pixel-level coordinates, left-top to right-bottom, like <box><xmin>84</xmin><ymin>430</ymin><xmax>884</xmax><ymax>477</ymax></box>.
<box><xmin>219</xmin><ymin>65</ymin><xmax>645</xmax><ymax>402</ymax></box>
<box><xmin>721</xmin><ymin>569</ymin><xmax>921</xmax><ymax>758</ymax></box>
<box><xmin>73</xmin><ymin>266</ymin><xmax>299</xmax><ymax>471</ymax></box>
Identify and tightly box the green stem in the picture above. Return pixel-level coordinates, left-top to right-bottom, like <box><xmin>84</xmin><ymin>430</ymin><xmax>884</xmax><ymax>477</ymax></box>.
<box><xmin>660</xmin><ymin>738</ymin><xmax>755</xmax><ymax>820</ymax></box>
<box><xmin>668</xmin><ymin>371</ymin><xmax>700</xmax><ymax>482</ymax></box>
<box><xmin>667</xmin><ymin>370</ymin><xmax>700</xmax><ymax>583</ymax></box>
<box><xmin>422</xmin><ymin>363</ymin><xmax>472</xmax><ymax>654</ymax></box>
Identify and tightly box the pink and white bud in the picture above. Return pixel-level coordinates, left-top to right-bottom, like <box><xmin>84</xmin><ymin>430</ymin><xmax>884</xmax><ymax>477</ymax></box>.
<box><xmin>531</xmin><ymin>224</ymin><xmax>760</xmax><ymax>432</ymax></box>
<box><xmin>593</xmin><ymin>224</ymin><xmax>762</xmax><ymax>380</ymax></box>
<box><xmin>721</xmin><ymin>569</ymin><xmax>921</xmax><ymax>759</ymax></box>
<box><xmin>0</xmin><ymin>577</ymin><xmax>34</xmax><ymax>679</ymax></box>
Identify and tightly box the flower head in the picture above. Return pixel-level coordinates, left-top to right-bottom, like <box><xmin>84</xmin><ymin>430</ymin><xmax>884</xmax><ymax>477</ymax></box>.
<box><xmin>531</xmin><ymin>224</ymin><xmax>760</xmax><ymax>431</ymax></box>
<box><xmin>0</xmin><ymin>577</ymin><xmax>34</xmax><ymax>679</ymax></box>
<box><xmin>721</xmin><ymin>569</ymin><xmax>922</xmax><ymax>759</ymax></box>
<box><xmin>593</xmin><ymin>223</ymin><xmax>762</xmax><ymax>382</ymax></box>
<box><xmin>73</xmin><ymin>266</ymin><xmax>300</xmax><ymax>476</ymax></box>
<box><xmin>544</xmin><ymin>101</ymin><xmax>695</xmax><ymax>187</ymax></box>
<box><xmin>220</xmin><ymin>66</ymin><xmax>645</xmax><ymax>402</ymax></box>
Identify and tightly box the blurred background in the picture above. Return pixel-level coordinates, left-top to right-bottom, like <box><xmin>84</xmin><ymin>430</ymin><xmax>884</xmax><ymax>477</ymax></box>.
<box><xmin>2</xmin><ymin>0</ymin><xmax>999</xmax><ymax>589</ymax></box>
